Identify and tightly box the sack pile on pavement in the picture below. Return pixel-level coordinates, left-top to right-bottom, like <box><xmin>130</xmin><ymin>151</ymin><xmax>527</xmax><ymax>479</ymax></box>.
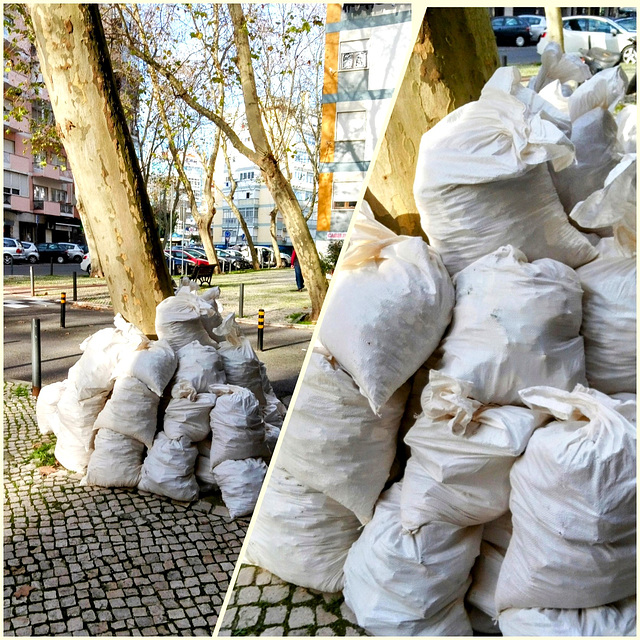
<box><xmin>35</xmin><ymin>280</ymin><xmax>285</xmax><ymax>519</ymax></box>
<box><xmin>246</xmin><ymin>48</ymin><xmax>637</xmax><ymax>636</ymax></box>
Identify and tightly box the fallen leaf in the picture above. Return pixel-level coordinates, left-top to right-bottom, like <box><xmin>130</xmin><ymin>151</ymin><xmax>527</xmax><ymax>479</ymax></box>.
<box><xmin>10</xmin><ymin>566</ymin><xmax>25</xmax><ymax>576</ymax></box>
<box><xmin>38</xmin><ymin>466</ymin><xmax>58</xmax><ymax>476</ymax></box>
<box><xmin>14</xmin><ymin>584</ymin><xmax>35</xmax><ymax>599</ymax></box>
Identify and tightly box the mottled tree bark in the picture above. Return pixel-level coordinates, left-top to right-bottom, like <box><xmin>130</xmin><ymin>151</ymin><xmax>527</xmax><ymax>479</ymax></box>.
<box><xmin>269</xmin><ymin>208</ymin><xmax>283</xmax><ymax>268</ymax></box>
<box><xmin>367</xmin><ymin>8</ymin><xmax>500</xmax><ymax>234</ymax></box>
<box><xmin>229</xmin><ymin>4</ymin><xmax>327</xmax><ymax>319</ymax></box>
<box><xmin>544</xmin><ymin>7</ymin><xmax>565</xmax><ymax>51</ymax></box>
<box><xmin>30</xmin><ymin>4</ymin><xmax>173</xmax><ymax>335</ymax></box>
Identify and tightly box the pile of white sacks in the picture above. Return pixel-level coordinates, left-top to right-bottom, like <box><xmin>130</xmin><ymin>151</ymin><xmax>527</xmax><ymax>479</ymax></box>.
<box><xmin>245</xmin><ymin>45</ymin><xmax>637</xmax><ymax>636</ymax></box>
<box><xmin>35</xmin><ymin>280</ymin><xmax>285</xmax><ymax>519</ymax></box>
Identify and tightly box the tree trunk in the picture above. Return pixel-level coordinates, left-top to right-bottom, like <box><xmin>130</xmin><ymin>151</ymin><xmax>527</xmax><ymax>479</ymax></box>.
<box><xmin>367</xmin><ymin>8</ymin><xmax>500</xmax><ymax>234</ymax></box>
<box><xmin>544</xmin><ymin>7</ymin><xmax>565</xmax><ymax>51</ymax></box>
<box><xmin>228</xmin><ymin>4</ymin><xmax>327</xmax><ymax>319</ymax></box>
<box><xmin>197</xmin><ymin>213</ymin><xmax>220</xmax><ymax>272</ymax></box>
<box><xmin>269</xmin><ymin>208</ymin><xmax>283</xmax><ymax>268</ymax></box>
<box><xmin>76</xmin><ymin>195</ymin><xmax>103</xmax><ymax>278</ymax></box>
<box><xmin>30</xmin><ymin>4</ymin><xmax>173</xmax><ymax>336</ymax></box>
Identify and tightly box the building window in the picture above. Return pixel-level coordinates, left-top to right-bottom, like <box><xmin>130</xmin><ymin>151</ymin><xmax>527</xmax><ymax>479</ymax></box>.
<box><xmin>335</xmin><ymin>110</ymin><xmax>367</xmax><ymax>162</ymax></box>
<box><xmin>3</xmin><ymin>170</ymin><xmax>27</xmax><ymax>196</ymax></box>
<box><xmin>52</xmin><ymin>188</ymin><xmax>67</xmax><ymax>203</ymax></box>
<box><xmin>32</xmin><ymin>101</ymin><xmax>53</xmax><ymax>125</ymax></box>
<box><xmin>332</xmin><ymin>180</ymin><xmax>361</xmax><ymax>210</ymax></box>
<box><xmin>34</xmin><ymin>185</ymin><xmax>48</xmax><ymax>200</ymax></box>
<box><xmin>33</xmin><ymin>151</ymin><xmax>46</xmax><ymax>167</ymax></box>
<box><xmin>246</xmin><ymin>192</ymin><xmax>251</xmax><ymax>199</ymax></box>
<box><xmin>239</xmin><ymin>171</ymin><xmax>255</xmax><ymax>181</ymax></box>
<box><xmin>340</xmin><ymin>39</ymin><xmax>368</xmax><ymax>71</ymax></box>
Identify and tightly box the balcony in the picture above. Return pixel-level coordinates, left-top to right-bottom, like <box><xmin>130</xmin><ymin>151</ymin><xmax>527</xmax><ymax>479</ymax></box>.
<box><xmin>3</xmin><ymin>111</ymin><xmax>29</xmax><ymax>134</ymax></box>
<box><xmin>5</xmin><ymin>194</ymin><xmax>30</xmax><ymax>212</ymax></box>
<box><xmin>4</xmin><ymin>152</ymin><xmax>30</xmax><ymax>173</ymax></box>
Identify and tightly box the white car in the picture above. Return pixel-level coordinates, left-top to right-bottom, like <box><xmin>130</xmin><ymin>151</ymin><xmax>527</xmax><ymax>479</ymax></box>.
<box><xmin>58</xmin><ymin>242</ymin><xmax>84</xmax><ymax>263</ymax></box>
<box><xmin>519</xmin><ymin>15</ymin><xmax>547</xmax><ymax>43</ymax></box>
<box><xmin>20</xmin><ymin>241</ymin><xmax>40</xmax><ymax>264</ymax></box>
<box><xmin>537</xmin><ymin>15</ymin><xmax>637</xmax><ymax>64</ymax></box>
<box><xmin>80</xmin><ymin>253</ymin><xmax>91</xmax><ymax>275</ymax></box>
<box><xmin>3</xmin><ymin>237</ymin><xmax>26</xmax><ymax>265</ymax></box>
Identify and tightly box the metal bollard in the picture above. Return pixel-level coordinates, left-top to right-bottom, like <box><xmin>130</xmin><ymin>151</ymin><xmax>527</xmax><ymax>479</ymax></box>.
<box><xmin>30</xmin><ymin>265</ymin><xmax>35</xmax><ymax>296</ymax></box>
<box><xmin>60</xmin><ymin>292</ymin><xmax>66</xmax><ymax>328</ymax></box>
<box><xmin>501</xmin><ymin>54</ymin><xmax>508</xmax><ymax>67</ymax></box>
<box><xmin>239</xmin><ymin>283</ymin><xmax>245</xmax><ymax>318</ymax></box>
<box><xmin>50</xmin><ymin>257</ymin><xmax>54</xmax><ymax>276</ymax></box>
<box><xmin>257</xmin><ymin>308</ymin><xmax>265</xmax><ymax>351</ymax></box>
<box><xmin>72</xmin><ymin>271</ymin><xmax>77</xmax><ymax>302</ymax></box>
<box><xmin>32</xmin><ymin>319</ymin><xmax>41</xmax><ymax>397</ymax></box>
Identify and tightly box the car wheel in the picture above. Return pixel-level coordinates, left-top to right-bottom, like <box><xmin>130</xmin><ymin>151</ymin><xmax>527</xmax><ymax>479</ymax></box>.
<box><xmin>4</xmin><ymin>254</ymin><xmax>12</xmax><ymax>265</ymax></box>
<box><xmin>73</xmin><ymin>255</ymin><xmax>82</xmax><ymax>263</ymax></box>
<box><xmin>57</xmin><ymin>256</ymin><xmax>65</xmax><ymax>263</ymax></box>
<box><xmin>621</xmin><ymin>45</ymin><xmax>637</xmax><ymax>65</ymax></box>
<box><xmin>87</xmin><ymin>264</ymin><xmax>91</xmax><ymax>276</ymax></box>
<box><xmin>28</xmin><ymin>255</ymin><xmax>38</xmax><ymax>264</ymax></box>
<box><xmin>515</xmin><ymin>35</ymin><xmax>526</xmax><ymax>47</ymax></box>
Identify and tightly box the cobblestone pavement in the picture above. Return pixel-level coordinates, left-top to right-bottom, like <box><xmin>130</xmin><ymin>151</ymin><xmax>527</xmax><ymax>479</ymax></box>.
<box><xmin>217</xmin><ymin>565</ymin><xmax>368</xmax><ymax>636</ymax></box>
<box><xmin>3</xmin><ymin>380</ymin><xmax>249</xmax><ymax>636</ymax></box>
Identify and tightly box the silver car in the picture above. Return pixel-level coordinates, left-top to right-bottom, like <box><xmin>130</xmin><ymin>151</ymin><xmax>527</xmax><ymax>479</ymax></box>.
<box><xmin>58</xmin><ymin>242</ymin><xmax>84</xmax><ymax>263</ymax></box>
<box><xmin>518</xmin><ymin>15</ymin><xmax>547</xmax><ymax>43</ymax></box>
<box><xmin>20</xmin><ymin>241</ymin><xmax>40</xmax><ymax>264</ymax></box>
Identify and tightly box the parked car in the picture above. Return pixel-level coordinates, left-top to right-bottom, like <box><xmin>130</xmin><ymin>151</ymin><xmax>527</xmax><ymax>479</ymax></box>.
<box><xmin>20</xmin><ymin>241</ymin><xmax>40</xmax><ymax>264</ymax></box>
<box><xmin>170</xmin><ymin>247</ymin><xmax>211</xmax><ymax>267</ymax></box>
<box><xmin>58</xmin><ymin>242</ymin><xmax>84</xmax><ymax>263</ymax></box>
<box><xmin>491</xmin><ymin>16</ymin><xmax>532</xmax><ymax>47</ymax></box>
<box><xmin>164</xmin><ymin>251</ymin><xmax>198</xmax><ymax>275</ymax></box>
<box><xmin>80</xmin><ymin>253</ymin><xmax>91</xmax><ymax>275</ymax></box>
<box><xmin>518</xmin><ymin>14</ymin><xmax>547</xmax><ymax>43</ymax></box>
<box><xmin>538</xmin><ymin>15</ymin><xmax>637</xmax><ymax>64</ymax></box>
<box><xmin>615</xmin><ymin>16</ymin><xmax>637</xmax><ymax>32</ymax></box>
<box><xmin>217</xmin><ymin>249</ymin><xmax>252</xmax><ymax>270</ymax></box>
<box><xmin>3</xmin><ymin>237</ymin><xmax>26</xmax><ymax>265</ymax></box>
<box><xmin>36</xmin><ymin>243</ymin><xmax>69</xmax><ymax>263</ymax></box>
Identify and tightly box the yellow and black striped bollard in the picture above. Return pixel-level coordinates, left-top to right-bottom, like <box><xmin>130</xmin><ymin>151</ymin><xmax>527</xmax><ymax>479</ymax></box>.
<box><xmin>257</xmin><ymin>308</ymin><xmax>264</xmax><ymax>351</ymax></box>
<box><xmin>60</xmin><ymin>292</ymin><xmax>66</xmax><ymax>328</ymax></box>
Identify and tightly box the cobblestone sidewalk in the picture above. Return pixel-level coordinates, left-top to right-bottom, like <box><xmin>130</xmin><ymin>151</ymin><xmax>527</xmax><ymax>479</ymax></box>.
<box><xmin>3</xmin><ymin>380</ymin><xmax>249</xmax><ymax>636</ymax></box>
<box><xmin>217</xmin><ymin>565</ymin><xmax>368</xmax><ymax>636</ymax></box>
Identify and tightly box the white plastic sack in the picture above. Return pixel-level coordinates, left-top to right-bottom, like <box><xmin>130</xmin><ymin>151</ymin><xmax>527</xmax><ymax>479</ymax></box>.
<box><xmin>35</xmin><ymin>381</ymin><xmax>67</xmax><ymax>435</ymax></box>
<box><xmin>413</xmin><ymin>86</ymin><xmax>597</xmax><ymax>275</ymax></box>
<box><xmin>436</xmin><ymin>246</ymin><xmax>586</xmax><ymax>405</ymax></box>
<box><xmin>155</xmin><ymin>295</ymin><xmax>216</xmax><ymax>352</ymax></box>
<box><xmin>279</xmin><ymin>349</ymin><xmax>409</xmax><ymax>524</ymax></box>
<box><xmin>213</xmin><ymin>458</ymin><xmax>267</xmax><ymax>519</ymax></box>
<box><xmin>112</xmin><ymin>339</ymin><xmax>177</xmax><ymax>396</ymax></box>
<box><xmin>68</xmin><ymin>314</ymin><xmax>149</xmax><ymax>402</ymax></box>
<box><xmin>319</xmin><ymin>201</ymin><xmax>454</xmax><ymax>413</ymax></box>
<box><xmin>171</xmin><ymin>341</ymin><xmax>226</xmax><ymax>400</ymax></box>
<box><xmin>401</xmin><ymin>372</ymin><xmax>538</xmax><ymax>531</ymax></box>
<box><xmin>264</xmin><ymin>424</ymin><xmax>280</xmax><ymax>457</ymax></box>
<box><xmin>217</xmin><ymin>337</ymin><xmax>266</xmax><ymax>405</ymax></box>
<box><xmin>486</xmin><ymin>66</ymin><xmax>571</xmax><ymax>135</ymax></box>
<box><xmin>198</xmin><ymin>286</ymin><xmax>223</xmax><ymax>337</ymax></box>
<box><xmin>570</xmin><ymin>155</ymin><xmax>636</xmax><ymax>249</ymax></box>
<box><xmin>54</xmin><ymin>423</ymin><xmax>93</xmax><ymax>473</ymax></box>
<box><xmin>551</xmin><ymin>106</ymin><xmax>622</xmax><ymax>214</ymax></box>
<box><xmin>616</xmin><ymin>105</ymin><xmax>637</xmax><ymax>153</ymax></box>
<box><xmin>343</xmin><ymin>483</ymin><xmax>481</xmax><ymax>636</ymax></box>
<box><xmin>138</xmin><ymin>433</ymin><xmax>199</xmax><ymax>502</ymax></box>
<box><xmin>467</xmin><ymin>541</ymin><xmax>505</xmax><ymax>622</ymax></box>
<box><xmin>244</xmin><ymin>465</ymin><xmax>362</xmax><ymax>593</ymax></box>
<box><xmin>194</xmin><ymin>439</ymin><xmax>216</xmax><ymax>489</ymax></box>
<box><xmin>529</xmin><ymin>41</ymin><xmax>591</xmax><ymax>93</ymax></box>
<box><xmin>496</xmin><ymin>385</ymin><xmax>636</xmax><ymax>611</ymax></box>
<box><xmin>577</xmin><ymin>240</ymin><xmax>636</xmax><ymax>395</ymax></box>
<box><xmin>568</xmin><ymin>66</ymin><xmax>628</xmax><ymax>122</ymax></box>
<box><xmin>209</xmin><ymin>385</ymin><xmax>267</xmax><ymax>468</ymax></box>
<box><xmin>57</xmin><ymin>384</ymin><xmax>108</xmax><ymax>453</ymax></box>
<box><xmin>84</xmin><ymin>428</ymin><xmax>145</xmax><ymax>488</ymax></box>
<box><xmin>93</xmin><ymin>376</ymin><xmax>159</xmax><ymax>448</ymax></box>
<box><xmin>482</xmin><ymin>511</ymin><xmax>513</xmax><ymax>552</ymax></box>
<box><xmin>163</xmin><ymin>393</ymin><xmax>216</xmax><ymax>442</ymax></box>
<box><xmin>498</xmin><ymin>596</ymin><xmax>637</xmax><ymax>636</ymax></box>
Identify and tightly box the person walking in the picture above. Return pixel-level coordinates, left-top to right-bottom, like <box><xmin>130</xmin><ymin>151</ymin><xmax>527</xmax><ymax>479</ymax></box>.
<box><xmin>291</xmin><ymin>249</ymin><xmax>304</xmax><ymax>291</ymax></box>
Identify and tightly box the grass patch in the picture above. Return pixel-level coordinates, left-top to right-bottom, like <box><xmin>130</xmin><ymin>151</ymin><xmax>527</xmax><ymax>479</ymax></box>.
<box><xmin>28</xmin><ymin>437</ymin><xmax>58</xmax><ymax>467</ymax></box>
<box><xmin>13</xmin><ymin>384</ymin><xmax>30</xmax><ymax>398</ymax></box>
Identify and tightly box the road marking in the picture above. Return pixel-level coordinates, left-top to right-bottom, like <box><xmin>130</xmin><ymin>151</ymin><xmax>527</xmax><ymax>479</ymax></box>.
<box><xmin>3</xmin><ymin>298</ymin><xmax>57</xmax><ymax>309</ymax></box>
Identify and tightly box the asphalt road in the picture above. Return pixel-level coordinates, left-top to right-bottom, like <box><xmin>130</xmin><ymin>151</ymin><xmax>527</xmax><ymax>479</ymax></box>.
<box><xmin>3</xmin><ymin>299</ymin><xmax>312</xmax><ymax>403</ymax></box>
<box><xmin>4</xmin><ymin>261</ymin><xmax>85</xmax><ymax>278</ymax></box>
<box><xmin>498</xmin><ymin>45</ymin><xmax>542</xmax><ymax>65</ymax></box>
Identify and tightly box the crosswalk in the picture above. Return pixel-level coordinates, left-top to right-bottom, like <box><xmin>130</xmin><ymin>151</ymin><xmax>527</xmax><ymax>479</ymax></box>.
<box><xmin>3</xmin><ymin>297</ymin><xmax>57</xmax><ymax>309</ymax></box>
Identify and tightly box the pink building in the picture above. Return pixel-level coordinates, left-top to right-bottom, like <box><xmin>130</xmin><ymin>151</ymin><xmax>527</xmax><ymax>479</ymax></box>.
<box><xmin>3</xmin><ymin>13</ymin><xmax>82</xmax><ymax>243</ymax></box>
